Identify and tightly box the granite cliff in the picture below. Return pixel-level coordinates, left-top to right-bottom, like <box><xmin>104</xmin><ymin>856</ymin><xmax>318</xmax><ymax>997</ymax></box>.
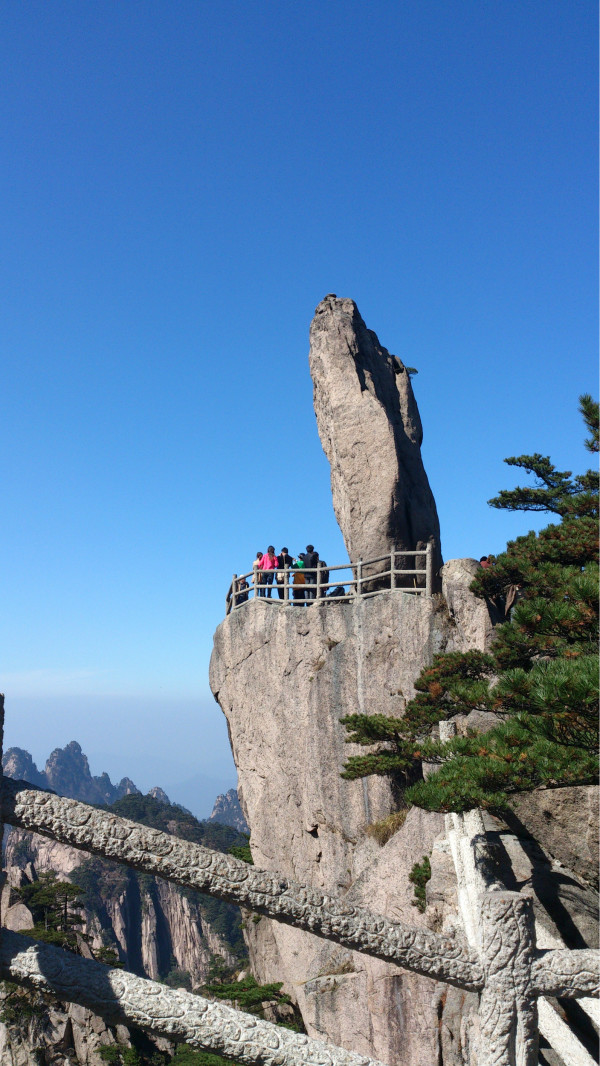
<box><xmin>309</xmin><ymin>295</ymin><xmax>442</xmax><ymax>580</ymax></box>
<box><xmin>209</xmin><ymin>297</ymin><xmax>599</xmax><ymax>1066</ymax></box>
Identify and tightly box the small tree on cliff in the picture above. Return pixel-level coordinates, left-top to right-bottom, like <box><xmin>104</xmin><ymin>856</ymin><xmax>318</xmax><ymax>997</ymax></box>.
<box><xmin>341</xmin><ymin>395</ymin><xmax>599</xmax><ymax>812</ymax></box>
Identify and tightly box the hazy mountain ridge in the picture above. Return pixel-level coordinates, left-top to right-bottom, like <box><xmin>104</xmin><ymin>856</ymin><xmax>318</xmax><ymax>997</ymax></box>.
<box><xmin>2</xmin><ymin>742</ymin><xmax>238</xmax><ymax>826</ymax></box>
<box><xmin>2</xmin><ymin>742</ymin><xmax>140</xmax><ymax>807</ymax></box>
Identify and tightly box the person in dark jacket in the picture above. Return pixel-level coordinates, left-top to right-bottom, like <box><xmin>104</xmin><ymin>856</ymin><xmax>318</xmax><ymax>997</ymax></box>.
<box><xmin>299</xmin><ymin>545</ymin><xmax>319</xmax><ymax>601</ymax></box>
<box><xmin>226</xmin><ymin>577</ymin><xmax>249</xmax><ymax>614</ymax></box>
<box><xmin>317</xmin><ymin>558</ymin><xmax>329</xmax><ymax>597</ymax></box>
<box><xmin>276</xmin><ymin>547</ymin><xmax>294</xmax><ymax>600</ymax></box>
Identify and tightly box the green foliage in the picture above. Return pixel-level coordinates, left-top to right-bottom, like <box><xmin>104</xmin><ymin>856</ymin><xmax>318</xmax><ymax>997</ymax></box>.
<box><xmin>106</xmin><ymin>794</ymin><xmax>245</xmax><ymax>855</ymax></box>
<box><xmin>99</xmin><ymin>1045</ymin><xmax>143</xmax><ymax>1066</ymax></box>
<box><xmin>342</xmin><ymin>396</ymin><xmax>599</xmax><ymax>812</ymax></box>
<box><xmin>168</xmin><ymin>1047</ymin><xmax>237</xmax><ymax>1066</ymax></box>
<box><xmin>228</xmin><ymin>834</ymin><xmax>253</xmax><ymax>864</ymax></box>
<box><xmin>0</xmin><ymin>982</ymin><xmax>44</xmax><ymax>1025</ymax></box>
<box><xmin>201</xmin><ymin>973</ymin><xmax>304</xmax><ymax>1032</ymax></box>
<box><xmin>99</xmin><ymin>1047</ymin><xmax>122</xmax><ymax>1064</ymax></box>
<box><xmin>409</xmin><ymin>856</ymin><xmax>431</xmax><ymax>912</ymax></box>
<box><xmin>15</xmin><ymin>871</ymin><xmax>86</xmax><ymax>952</ymax></box>
<box><xmin>341</xmin><ymin>650</ymin><xmax>495</xmax><ymax>787</ymax></box>
<box><xmin>164</xmin><ymin>968</ymin><xmax>193</xmax><ymax>991</ymax></box>
<box><xmin>95</xmin><ymin>946</ymin><xmax>124</xmax><ymax>968</ymax></box>
<box><xmin>486</xmin><ymin>396</ymin><xmax>598</xmax><ymax>519</ymax></box>
<box><xmin>203</xmin><ymin>973</ymin><xmax>291</xmax><ymax>1013</ymax></box>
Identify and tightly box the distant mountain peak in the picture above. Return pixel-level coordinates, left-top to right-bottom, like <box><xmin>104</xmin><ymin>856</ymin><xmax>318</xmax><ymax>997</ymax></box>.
<box><xmin>2</xmin><ymin>741</ymin><xmax>141</xmax><ymax>806</ymax></box>
<box><xmin>209</xmin><ymin>788</ymin><xmax>249</xmax><ymax>833</ymax></box>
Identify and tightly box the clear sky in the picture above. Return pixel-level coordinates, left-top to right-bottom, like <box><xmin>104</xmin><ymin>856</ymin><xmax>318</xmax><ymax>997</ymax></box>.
<box><xmin>1</xmin><ymin>2</ymin><xmax>597</xmax><ymax>816</ymax></box>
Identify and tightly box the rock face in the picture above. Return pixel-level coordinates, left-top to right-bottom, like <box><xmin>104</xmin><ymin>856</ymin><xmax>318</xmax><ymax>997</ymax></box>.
<box><xmin>209</xmin><ymin>583</ymin><xmax>492</xmax><ymax>1066</ymax></box>
<box><xmin>1</xmin><ymin>749</ymin><xmax>45</xmax><ymax>789</ymax></box>
<box><xmin>309</xmin><ymin>295</ymin><xmax>442</xmax><ymax>579</ymax></box>
<box><xmin>210</xmin><ymin>575</ymin><xmax>598</xmax><ymax>1066</ymax></box>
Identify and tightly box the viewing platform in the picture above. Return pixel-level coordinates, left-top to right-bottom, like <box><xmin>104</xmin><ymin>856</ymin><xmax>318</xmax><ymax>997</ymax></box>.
<box><xmin>227</xmin><ymin>543</ymin><xmax>434</xmax><ymax>612</ymax></box>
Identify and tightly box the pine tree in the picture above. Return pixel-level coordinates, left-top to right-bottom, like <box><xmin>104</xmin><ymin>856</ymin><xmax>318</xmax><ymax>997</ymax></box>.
<box><xmin>341</xmin><ymin>396</ymin><xmax>599</xmax><ymax>812</ymax></box>
<box><xmin>16</xmin><ymin>871</ymin><xmax>86</xmax><ymax>952</ymax></box>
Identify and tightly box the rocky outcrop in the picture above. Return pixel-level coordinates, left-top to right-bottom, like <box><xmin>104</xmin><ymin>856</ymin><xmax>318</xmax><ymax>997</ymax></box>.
<box><xmin>210</xmin><ymin>575</ymin><xmax>599</xmax><ymax>1066</ymax></box>
<box><xmin>209</xmin><ymin>583</ymin><xmax>493</xmax><ymax>1066</ymax></box>
<box><xmin>508</xmin><ymin>785</ymin><xmax>599</xmax><ymax>891</ymax></box>
<box><xmin>309</xmin><ymin>295</ymin><xmax>442</xmax><ymax>579</ymax></box>
<box><xmin>209</xmin><ymin>788</ymin><xmax>249</xmax><ymax>833</ymax></box>
<box><xmin>0</xmin><ymin>992</ymin><xmax>149</xmax><ymax>1066</ymax></box>
<box><xmin>1</xmin><ymin>749</ymin><xmax>45</xmax><ymax>789</ymax></box>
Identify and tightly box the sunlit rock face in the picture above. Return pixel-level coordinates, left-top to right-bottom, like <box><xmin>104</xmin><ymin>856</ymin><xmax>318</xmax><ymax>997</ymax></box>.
<box><xmin>309</xmin><ymin>295</ymin><xmax>442</xmax><ymax>582</ymax></box>
<box><xmin>209</xmin><ymin>591</ymin><xmax>481</xmax><ymax>1066</ymax></box>
<box><xmin>211</xmin><ymin>583</ymin><xmax>598</xmax><ymax>1066</ymax></box>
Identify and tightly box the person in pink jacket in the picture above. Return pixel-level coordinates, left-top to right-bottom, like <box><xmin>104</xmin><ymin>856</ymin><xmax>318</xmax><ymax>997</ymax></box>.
<box><xmin>258</xmin><ymin>544</ymin><xmax>278</xmax><ymax>598</ymax></box>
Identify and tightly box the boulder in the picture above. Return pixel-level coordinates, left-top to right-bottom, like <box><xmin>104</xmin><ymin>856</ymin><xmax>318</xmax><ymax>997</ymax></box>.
<box><xmin>309</xmin><ymin>295</ymin><xmax>442</xmax><ymax>583</ymax></box>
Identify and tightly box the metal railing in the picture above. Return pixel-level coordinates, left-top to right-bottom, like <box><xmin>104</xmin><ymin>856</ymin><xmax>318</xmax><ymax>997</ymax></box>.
<box><xmin>228</xmin><ymin>543</ymin><xmax>433</xmax><ymax>612</ymax></box>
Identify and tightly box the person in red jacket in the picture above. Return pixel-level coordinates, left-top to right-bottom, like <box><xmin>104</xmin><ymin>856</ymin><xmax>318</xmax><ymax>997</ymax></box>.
<box><xmin>258</xmin><ymin>545</ymin><xmax>278</xmax><ymax>598</ymax></box>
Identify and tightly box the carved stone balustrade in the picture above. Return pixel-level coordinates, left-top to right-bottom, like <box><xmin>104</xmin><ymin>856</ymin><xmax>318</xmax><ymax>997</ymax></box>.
<box><xmin>1</xmin><ymin>714</ymin><xmax>598</xmax><ymax>1066</ymax></box>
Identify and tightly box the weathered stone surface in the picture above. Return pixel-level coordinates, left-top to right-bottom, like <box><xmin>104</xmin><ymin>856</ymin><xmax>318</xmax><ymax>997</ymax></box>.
<box><xmin>509</xmin><ymin>786</ymin><xmax>600</xmax><ymax>891</ymax></box>
<box><xmin>2</xmin><ymin>930</ymin><xmax>391</xmax><ymax>1066</ymax></box>
<box><xmin>2</xmin><ymin>741</ymin><xmax>140</xmax><ymax>806</ymax></box>
<box><xmin>210</xmin><ymin>787</ymin><xmax>249</xmax><ymax>833</ymax></box>
<box><xmin>3</xmin><ymin>903</ymin><xmax>33</xmax><ymax>934</ymax></box>
<box><xmin>210</xmin><ymin>592</ymin><xmax>484</xmax><ymax>1065</ymax></box>
<box><xmin>308</xmin><ymin>295</ymin><xmax>442</xmax><ymax>579</ymax></box>
<box><xmin>210</xmin><ymin>581</ymin><xmax>598</xmax><ymax>1065</ymax></box>
<box><xmin>440</xmin><ymin>558</ymin><xmax>499</xmax><ymax>652</ymax></box>
<box><xmin>4</xmin><ymin>779</ymin><xmax>484</xmax><ymax>990</ymax></box>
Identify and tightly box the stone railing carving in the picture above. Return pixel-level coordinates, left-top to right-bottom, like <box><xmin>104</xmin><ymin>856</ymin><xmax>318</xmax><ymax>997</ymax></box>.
<box><xmin>1</xmin><ymin>930</ymin><xmax>388</xmax><ymax>1066</ymax></box>
<box><xmin>1</xmin><ymin>743</ymin><xmax>598</xmax><ymax>1066</ymax></box>
<box><xmin>446</xmin><ymin>807</ymin><xmax>599</xmax><ymax>1066</ymax></box>
<box><xmin>2</xmin><ymin>778</ymin><xmax>483</xmax><ymax>991</ymax></box>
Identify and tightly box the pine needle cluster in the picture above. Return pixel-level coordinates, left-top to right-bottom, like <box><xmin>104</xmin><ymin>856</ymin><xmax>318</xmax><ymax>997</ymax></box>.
<box><xmin>341</xmin><ymin>395</ymin><xmax>599</xmax><ymax>812</ymax></box>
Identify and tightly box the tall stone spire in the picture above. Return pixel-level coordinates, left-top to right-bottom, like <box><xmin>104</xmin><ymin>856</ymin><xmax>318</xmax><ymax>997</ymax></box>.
<box><xmin>309</xmin><ymin>294</ymin><xmax>442</xmax><ymax>579</ymax></box>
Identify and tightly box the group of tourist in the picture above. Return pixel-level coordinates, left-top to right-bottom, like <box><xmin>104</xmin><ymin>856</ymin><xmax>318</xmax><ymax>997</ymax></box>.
<box><xmin>225</xmin><ymin>544</ymin><xmax>340</xmax><ymax>613</ymax></box>
<box><xmin>252</xmin><ymin>545</ymin><xmax>329</xmax><ymax>602</ymax></box>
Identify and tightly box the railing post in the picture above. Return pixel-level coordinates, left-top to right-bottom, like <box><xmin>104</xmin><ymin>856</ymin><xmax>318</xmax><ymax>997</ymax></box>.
<box><xmin>356</xmin><ymin>558</ymin><xmax>363</xmax><ymax>598</ymax></box>
<box><xmin>425</xmin><ymin>541</ymin><xmax>433</xmax><ymax>597</ymax></box>
<box><xmin>232</xmin><ymin>573</ymin><xmax>237</xmax><ymax>610</ymax></box>
<box><xmin>478</xmin><ymin>892</ymin><xmax>538</xmax><ymax>1066</ymax></box>
<box><xmin>316</xmin><ymin>564</ymin><xmax>321</xmax><ymax>603</ymax></box>
<box><xmin>390</xmin><ymin>549</ymin><xmax>396</xmax><ymax>590</ymax></box>
<box><xmin>284</xmin><ymin>568</ymin><xmax>289</xmax><ymax>603</ymax></box>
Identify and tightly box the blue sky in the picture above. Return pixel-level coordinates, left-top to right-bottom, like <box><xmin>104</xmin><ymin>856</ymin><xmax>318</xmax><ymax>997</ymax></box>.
<box><xmin>1</xmin><ymin>2</ymin><xmax>597</xmax><ymax>816</ymax></box>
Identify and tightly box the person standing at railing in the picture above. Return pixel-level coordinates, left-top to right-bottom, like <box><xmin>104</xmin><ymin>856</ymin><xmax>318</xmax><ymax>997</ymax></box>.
<box><xmin>276</xmin><ymin>547</ymin><xmax>294</xmax><ymax>600</ymax></box>
<box><xmin>252</xmin><ymin>552</ymin><xmax>264</xmax><ymax>595</ymax></box>
<box><xmin>292</xmin><ymin>557</ymin><xmax>306</xmax><ymax>603</ymax></box>
<box><xmin>226</xmin><ymin>577</ymin><xmax>249</xmax><ymax>614</ymax></box>
<box><xmin>258</xmin><ymin>545</ymin><xmax>278</xmax><ymax>598</ymax></box>
<box><xmin>318</xmin><ymin>558</ymin><xmax>329</xmax><ymax>597</ymax></box>
<box><xmin>299</xmin><ymin>545</ymin><xmax>319</xmax><ymax>600</ymax></box>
